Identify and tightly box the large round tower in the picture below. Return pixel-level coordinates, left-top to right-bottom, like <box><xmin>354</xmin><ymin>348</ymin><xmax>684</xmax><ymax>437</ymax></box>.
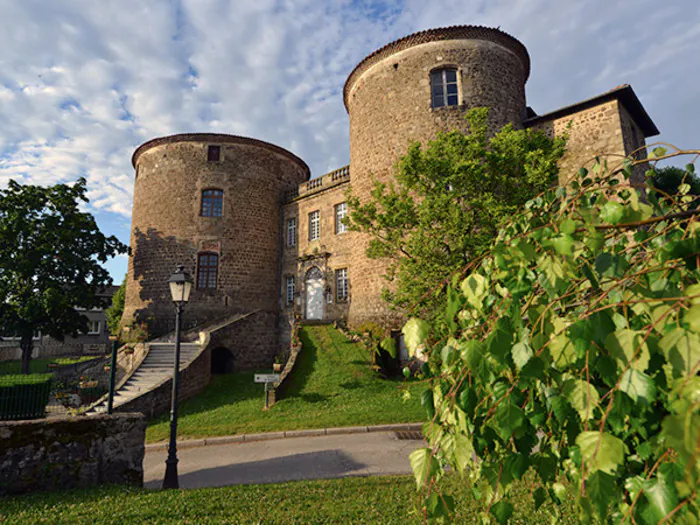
<box><xmin>123</xmin><ymin>134</ymin><xmax>309</xmax><ymax>358</ymax></box>
<box><xmin>344</xmin><ymin>25</ymin><xmax>530</xmax><ymax>327</ymax></box>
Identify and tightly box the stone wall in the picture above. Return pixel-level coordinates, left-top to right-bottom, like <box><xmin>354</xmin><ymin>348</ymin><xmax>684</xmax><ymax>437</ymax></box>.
<box><xmin>0</xmin><ymin>413</ymin><xmax>146</xmax><ymax>496</ymax></box>
<box><xmin>209</xmin><ymin>311</ymin><xmax>280</xmax><ymax>369</ymax></box>
<box><xmin>345</xmin><ymin>27</ymin><xmax>529</xmax><ymax>328</ymax></box>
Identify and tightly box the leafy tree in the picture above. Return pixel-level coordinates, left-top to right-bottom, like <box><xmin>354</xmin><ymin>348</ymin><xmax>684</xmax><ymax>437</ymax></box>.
<box><xmin>0</xmin><ymin>178</ymin><xmax>127</xmax><ymax>374</ymax></box>
<box><xmin>346</xmin><ymin>107</ymin><xmax>566</xmax><ymax>320</ymax></box>
<box><xmin>105</xmin><ymin>278</ymin><xmax>126</xmax><ymax>337</ymax></box>
<box><xmin>649</xmin><ymin>164</ymin><xmax>700</xmax><ymax>204</ymax></box>
<box><xmin>403</xmin><ymin>151</ymin><xmax>700</xmax><ymax>524</ymax></box>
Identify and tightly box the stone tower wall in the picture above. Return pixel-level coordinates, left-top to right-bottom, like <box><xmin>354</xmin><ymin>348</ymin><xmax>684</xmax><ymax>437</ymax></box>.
<box><xmin>123</xmin><ymin>134</ymin><xmax>308</xmax><ymax>368</ymax></box>
<box><xmin>344</xmin><ymin>26</ymin><xmax>530</xmax><ymax>328</ymax></box>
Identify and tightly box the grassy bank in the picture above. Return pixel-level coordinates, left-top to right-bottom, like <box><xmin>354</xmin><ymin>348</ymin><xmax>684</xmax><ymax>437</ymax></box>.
<box><xmin>0</xmin><ymin>355</ymin><xmax>99</xmax><ymax>375</ymax></box>
<box><xmin>0</xmin><ymin>474</ymin><xmax>578</xmax><ymax>524</ymax></box>
<box><xmin>146</xmin><ymin>325</ymin><xmax>425</xmax><ymax>442</ymax></box>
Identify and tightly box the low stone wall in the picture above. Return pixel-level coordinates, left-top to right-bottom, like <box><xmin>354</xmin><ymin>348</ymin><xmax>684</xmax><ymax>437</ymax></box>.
<box><xmin>115</xmin><ymin>338</ymin><xmax>212</xmax><ymax>419</ymax></box>
<box><xmin>209</xmin><ymin>310</ymin><xmax>279</xmax><ymax>369</ymax></box>
<box><xmin>0</xmin><ymin>413</ymin><xmax>146</xmax><ymax>496</ymax></box>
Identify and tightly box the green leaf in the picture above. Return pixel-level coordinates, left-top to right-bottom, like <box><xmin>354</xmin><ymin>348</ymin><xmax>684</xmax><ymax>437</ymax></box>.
<box><xmin>560</xmin><ymin>218</ymin><xmax>577</xmax><ymax>235</ymax></box>
<box><xmin>421</xmin><ymin>389</ymin><xmax>435</xmax><ymax>420</ymax></box>
<box><xmin>511</xmin><ymin>342</ymin><xmax>533</xmax><ymax>371</ymax></box>
<box><xmin>600</xmin><ymin>201</ymin><xmax>624</xmax><ymax>225</ymax></box>
<box><xmin>684</xmin><ymin>305</ymin><xmax>700</xmax><ymax>332</ymax></box>
<box><xmin>402</xmin><ymin>318</ymin><xmax>430</xmax><ymax>358</ymax></box>
<box><xmin>651</xmin><ymin>146</ymin><xmax>668</xmax><ymax>158</ymax></box>
<box><xmin>658</xmin><ymin>327</ymin><xmax>700</xmax><ymax>381</ymax></box>
<box><xmin>533</xmin><ymin>487</ymin><xmax>547</xmax><ymax>510</ymax></box>
<box><xmin>461</xmin><ymin>273</ymin><xmax>489</xmax><ymax>310</ymax></box>
<box><xmin>491</xmin><ymin>500</ymin><xmax>514</xmax><ymax>525</ymax></box>
<box><xmin>640</xmin><ymin>476</ymin><xmax>678</xmax><ymax>525</ymax></box>
<box><xmin>605</xmin><ymin>329</ymin><xmax>650</xmax><ymax>372</ymax></box>
<box><xmin>494</xmin><ymin>402</ymin><xmax>525</xmax><ymax>442</ymax></box>
<box><xmin>552</xmin><ymin>234</ymin><xmax>574</xmax><ymax>256</ymax></box>
<box><xmin>576</xmin><ymin>431</ymin><xmax>625</xmax><ymax>475</ymax></box>
<box><xmin>564</xmin><ymin>379</ymin><xmax>600</xmax><ymax>421</ymax></box>
<box><xmin>380</xmin><ymin>336</ymin><xmax>397</xmax><ymax>358</ymax></box>
<box><xmin>583</xmin><ymin>471</ymin><xmax>616</xmax><ymax>522</ymax></box>
<box><xmin>618</xmin><ymin>369</ymin><xmax>656</xmax><ymax>404</ymax></box>
<box><xmin>402</xmin><ymin>366</ymin><xmax>411</xmax><ymax>379</ymax></box>
<box><xmin>453</xmin><ymin>433</ymin><xmax>474</xmax><ymax>474</ymax></box>
<box><xmin>409</xmin><ymin>447</ymin><xmax>438</xmax><ymax>490</ymax></box>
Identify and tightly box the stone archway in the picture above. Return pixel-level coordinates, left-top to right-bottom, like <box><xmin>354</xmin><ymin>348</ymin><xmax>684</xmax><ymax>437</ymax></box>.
<box><xmin>211</xmin><ymin>347</ymin><xmax>235</xmax><ymax>374</ymax></box>
<box><xmin>305</xmin><ymin>266</ymin><xmax>324</xmax><ymax>321</ymax></box>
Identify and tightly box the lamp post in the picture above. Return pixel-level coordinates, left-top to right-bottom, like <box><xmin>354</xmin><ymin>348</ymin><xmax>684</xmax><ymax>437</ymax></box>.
<box><xmin>162</xmin><ymin>265</ymin><xmax>193</xmax><ymax>490</ymax></box>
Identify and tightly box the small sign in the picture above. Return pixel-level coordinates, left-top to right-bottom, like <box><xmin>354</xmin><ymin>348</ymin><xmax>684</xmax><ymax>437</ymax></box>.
<box><xmin>254</xmin><ymin>374</ymin><xmax>280</xmax><ymax>383</ymax></box>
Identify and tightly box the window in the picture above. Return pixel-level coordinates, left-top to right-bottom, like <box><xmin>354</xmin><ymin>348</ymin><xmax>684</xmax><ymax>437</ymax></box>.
<box><xmin>430</xmin><ymin>68</ymin><xmax>458</xmax><ymax>108</ymax></box>
<box><xmin>286</xmin><ymin>218</ymin><xmax>297</xmax><ymax>247</ymax></box>
<box><xmin>87</xmin><ymin>320</ymin><xmax>101</xmax><ymax>335</ymax></box>
<box><xmin>201</xmin><ymin>189</ymin><xmax>223</xmax><ymax>217</ymax></box>
<box><xmin>197</xmin><ymin>253</ymin><xmax>219</xmax><ymax>289</ymax></box>
<box><xmin>309</xmin><ymin>210</ymin><xmax>320</xmax><ymax>241</ymax></box>
<box><xmin>2</xmin><ymin>331</ymin><xmax>41</xmax><ymax>341</ymax></box>
<box><xmin>335</xmin><ymin>202</ymin><xmax>347</xmax><ymax>234</ymax></box>
<box><xmin>207</xmin><ymin>145</ymin><xmax>221</xmax><ymax>162</ymax></box>
<box><xmin>336</xmin><ymin>268</ymin><xmax>349</xmax><ymax>302</ymax></box>
<box><xmin>286</xmin><ymin>276</ymin><xmax>295</xmax><ymax>304</ymax></box>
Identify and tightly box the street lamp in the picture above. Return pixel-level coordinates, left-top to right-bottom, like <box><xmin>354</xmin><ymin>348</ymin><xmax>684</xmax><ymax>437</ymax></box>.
<box><xmin>162</xmin><ymin>265</ymin><xmax>193</xmax><ymax>490</ymax></box>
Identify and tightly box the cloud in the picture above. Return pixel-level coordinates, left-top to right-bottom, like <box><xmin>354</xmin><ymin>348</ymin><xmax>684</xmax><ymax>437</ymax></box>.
<box><xmin>0</xmin><ymin>0</ymin><xmax>698</xmax><ymax>281</ymax></box>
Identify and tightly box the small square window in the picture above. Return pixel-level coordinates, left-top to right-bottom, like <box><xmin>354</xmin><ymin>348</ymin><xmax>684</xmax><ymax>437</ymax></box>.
<box><xmin>430</xmin><ymin>68</ymin><xmax>459</xmax><ymax>108</ymax></box>
<box><xmin>208</xmin><ymin>145</ymin><xmax>221</xmax><ymax>162</ymax></box>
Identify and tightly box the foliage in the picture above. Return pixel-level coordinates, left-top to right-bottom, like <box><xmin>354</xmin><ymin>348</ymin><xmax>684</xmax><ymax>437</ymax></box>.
<box><xmin>405</xmin><ymin>150</ymin><xmax>700</xmax><ymax>523</ymax></box>
<box><xmin>105</xmin><ymin>278</ymin><xmax>126</xmax><ymax>337</ymax></box>
<box><xmin>346</xmin><ymin>107</ymin><xmax>566</xmax><ymax>320</ymax></box>
<box><xmin>649</xmin><ymin>165</ymin><xmax>700</xmax><ymax>204</ymax></box>
<box><xmin>0</xmin><ymin>178</ymin><xmax>127</xmax><ymax>373</ymax></box>
<box><xmin>146</xmin><ymin>325</ymin><xmax>423</xmax><ymax>442</ymax></box>
<box><xmin>0</xmin><ymin>473</ymin><xmax>579</xmax><ymax>525</ymax></box>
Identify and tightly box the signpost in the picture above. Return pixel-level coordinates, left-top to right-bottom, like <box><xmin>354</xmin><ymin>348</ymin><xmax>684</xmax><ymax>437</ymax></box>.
<box><xmin>254</xmin><ymin>374</ymin><xmax>280</xmax><ymax>409</ymax></box>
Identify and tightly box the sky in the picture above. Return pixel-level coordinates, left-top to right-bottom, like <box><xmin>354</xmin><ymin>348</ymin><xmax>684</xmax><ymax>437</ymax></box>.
<box><xmin>0</xmin><ymin>0</ymin><xmax>698</xmax><ymax>282</ymax></box>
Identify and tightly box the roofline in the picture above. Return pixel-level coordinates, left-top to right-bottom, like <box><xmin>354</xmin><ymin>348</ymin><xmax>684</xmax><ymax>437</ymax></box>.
<box><xmin>343</xmin><ymin>25</ymin><xmax>530</xmax><ymax>112</ymax></box>
<box><xmin>131</xmin><ymin>133</ymin><xmax>311</xmax><ymax>178</ymax></box>
<box><xmin>523</xmin><ymin>84</ymin><xmax>660</xmax><ymax>137</ymax></box>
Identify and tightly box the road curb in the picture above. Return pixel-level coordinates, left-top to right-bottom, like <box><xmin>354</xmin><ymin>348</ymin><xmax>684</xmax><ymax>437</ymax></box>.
<box><xmin>145</xmin><ymin>422</ymin><xmax>423</xmax><ymax>451</ymax></box>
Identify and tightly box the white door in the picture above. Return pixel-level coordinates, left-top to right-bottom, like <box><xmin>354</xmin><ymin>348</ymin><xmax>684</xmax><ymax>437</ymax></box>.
<box><xmin>305</xmin><ymin>267</ymin><xmax>324</xmax><ymax>320</ymax></box>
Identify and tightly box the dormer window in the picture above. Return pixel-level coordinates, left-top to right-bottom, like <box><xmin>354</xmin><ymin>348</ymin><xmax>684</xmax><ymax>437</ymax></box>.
<box><xmin>201</xmin><ymin>189</ymin><xmax>223</xmax><ymax>217</ymax></box>
<box><xmin>431</xmin><ymin>68</ymin><xmax>458</xmax><ymax>108</ymax></box>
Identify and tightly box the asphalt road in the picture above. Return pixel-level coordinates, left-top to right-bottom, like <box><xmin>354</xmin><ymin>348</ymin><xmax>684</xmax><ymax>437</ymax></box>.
<box><xmin>143</xmin><ymin>430</ymin><xmax>425</xmax><ymax>489</ymax></box>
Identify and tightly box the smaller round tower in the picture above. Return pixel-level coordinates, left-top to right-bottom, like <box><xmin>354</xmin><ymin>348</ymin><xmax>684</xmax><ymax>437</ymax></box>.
<box><xmin>123</xmin><ymin>134</ymin><xmax>309</xmax><ymax>364</ymax></box>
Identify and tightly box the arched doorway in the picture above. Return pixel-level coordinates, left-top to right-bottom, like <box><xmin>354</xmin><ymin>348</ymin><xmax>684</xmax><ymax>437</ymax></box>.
<box><xmin>305</xmin><ymin>267</ymin><xmax>324</xmax><ymax>320</ymax></box>
<box><xmin>211</xmin><ymin>347</ymin><xmax>234</xmax><ymax>374</ymax></box>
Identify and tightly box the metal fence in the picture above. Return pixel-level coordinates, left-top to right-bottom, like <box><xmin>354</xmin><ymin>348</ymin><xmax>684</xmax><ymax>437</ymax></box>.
<box><xmin>0</xmin><ymin>354</ymin><xmax>113</xmax><ymax>420</ymax></box>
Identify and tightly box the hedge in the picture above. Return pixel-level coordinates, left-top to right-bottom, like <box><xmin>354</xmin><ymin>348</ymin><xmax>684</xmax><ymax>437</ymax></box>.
<box><xmin>0</xmin><ymin>373</ymin><xmax>53</xmax><ymax>420</ymax></box>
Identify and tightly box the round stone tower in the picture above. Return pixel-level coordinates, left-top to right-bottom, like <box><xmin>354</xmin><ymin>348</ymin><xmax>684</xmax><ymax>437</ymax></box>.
<box><xmin>344</xmin><ymin>25</ymin><xmax>530</xmax><ymax>328</ymax></box>
<box><xmin>123</xmin><ymin>134</ymin><xmax>309</xmax><ymax>347</ymax></box>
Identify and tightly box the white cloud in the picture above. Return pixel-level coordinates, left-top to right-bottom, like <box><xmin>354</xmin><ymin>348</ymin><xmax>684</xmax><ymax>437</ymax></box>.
<box><xmin>0</xmin><ymin>0</ymin><xmax>698</xmax><ymax>281</ymax></box>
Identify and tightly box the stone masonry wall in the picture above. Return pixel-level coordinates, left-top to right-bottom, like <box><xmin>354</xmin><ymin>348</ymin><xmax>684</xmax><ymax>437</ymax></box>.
<box><xmin>123</xmin><ymin>135</ymin><xmax>309</xmax><ymax>356</ymax></box>
<box><xmin>0</xmin><ymin>413</ymin><xmax>146</xmax><ymax>495</ymax></box>
<box><xmin>346</xmin><ymin>32</ymin><xmax>528</xmax><ymax>328</ymax></box>
<box><xmin>209</xmin><ymin>311</ymin><xmax>280</xmax><ymax>369</ymax></box>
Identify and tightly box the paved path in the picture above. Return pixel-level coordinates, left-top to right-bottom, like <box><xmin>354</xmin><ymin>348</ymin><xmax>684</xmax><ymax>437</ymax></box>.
<box><xmin>143</xmin><ymin>430</ymin><xmax>425</xmax><ymax>489</ymax></box>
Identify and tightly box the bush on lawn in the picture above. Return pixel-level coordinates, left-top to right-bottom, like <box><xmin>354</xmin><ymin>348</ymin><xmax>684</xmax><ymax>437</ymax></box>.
<box><xmin>0</xmin><ymin>373</ymin><xmax>53</xmax><ymax>420</ymax></box>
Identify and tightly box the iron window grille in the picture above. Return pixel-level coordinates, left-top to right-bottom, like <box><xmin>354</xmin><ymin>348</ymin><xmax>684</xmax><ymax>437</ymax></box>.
<box><xmin>430</xmin><ymin>68</ymin><xmax>459</xmax><ymax>108</ymax></box>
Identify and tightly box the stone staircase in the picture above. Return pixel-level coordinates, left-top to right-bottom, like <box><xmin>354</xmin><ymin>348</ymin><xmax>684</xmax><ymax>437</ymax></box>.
<box><xmin>87</xmin><ymin>342</ymin><xmax>201</xmax><ymax>414</ymax></box>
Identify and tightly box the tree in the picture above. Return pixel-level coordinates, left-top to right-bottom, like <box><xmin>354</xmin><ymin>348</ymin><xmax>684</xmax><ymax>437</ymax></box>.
<box><xmin>649</xmin><ymin>164</ymin><xmax>700</xmax><ymax>204</ymax></box>
<box><xmin>105</xmin><ymin>278</ymin><xmax>126</xmax><ymax>337</ymax></box>
<box><xmin>346</xmin><ymin>107</ymin><xmax>566</xmax><ymax>320</ymax></box>
<box><xmin>0</xmin><ymin>178</ymin><xmax>127</xmax><ymax>374</ymax></box>
<box><xmin>404</xmin><ymin>151</ymin><xmax>700</xmax><ymax>524</ymax></box>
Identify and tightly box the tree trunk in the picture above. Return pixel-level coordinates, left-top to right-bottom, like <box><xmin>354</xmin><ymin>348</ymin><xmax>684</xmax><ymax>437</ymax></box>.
<box><xmin>20</xmin><ymin>335</ymin><xmax>33</xmax><ymax>375</ymax></box>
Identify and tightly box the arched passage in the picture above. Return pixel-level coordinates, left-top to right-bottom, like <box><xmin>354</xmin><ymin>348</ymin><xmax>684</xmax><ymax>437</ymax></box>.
<box><xmin>211</xmin><ymin>347</ymin><xmax>235</xmax><ymax>374</ymax></box>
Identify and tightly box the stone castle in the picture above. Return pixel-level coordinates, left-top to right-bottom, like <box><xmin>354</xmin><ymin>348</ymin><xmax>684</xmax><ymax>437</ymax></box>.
<box><xmin>122</xmin><ymin>25</ymin><xmax>659</xmax><ymax>370</ymax></box>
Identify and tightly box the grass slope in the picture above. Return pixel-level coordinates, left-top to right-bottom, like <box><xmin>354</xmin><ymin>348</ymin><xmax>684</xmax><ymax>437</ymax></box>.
<box><xmin>146</xmin><ymin>325</ymin><xmax>425</xmax><ymax>442</ymax></box>
<box><xmin>0</xmin><ymin>356</ymin><xmax>98</xmax><ymax>375</ymax></box>
<box><xmin>0</xmin><ymin>474</ymin><xmax>578</xmax><ymax>524</ymax></box>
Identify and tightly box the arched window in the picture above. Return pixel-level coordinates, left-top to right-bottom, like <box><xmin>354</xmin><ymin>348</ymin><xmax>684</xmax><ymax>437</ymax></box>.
<box><xmin>430</xmin><ymin>68</ymin><xmax>458</xmax><ymax>108</ymax></box>
<box><xmin>197</xmin><ymin>253</ymin><xmax>218</xmax><ymax>289</ymax></box>
<box><xmin>201</xmin><ymin>189</ymin><xmax>223</xmax><ymax>217</ymax></box>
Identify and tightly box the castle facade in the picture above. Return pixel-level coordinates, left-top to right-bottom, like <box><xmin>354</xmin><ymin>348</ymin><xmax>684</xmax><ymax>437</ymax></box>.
<box><xmin>122</xmin><ymin>26</ymin><xmax>658</xmax><ymax>370</ymax></box>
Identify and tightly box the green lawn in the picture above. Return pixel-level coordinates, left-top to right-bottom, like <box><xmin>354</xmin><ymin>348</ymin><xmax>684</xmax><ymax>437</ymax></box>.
<box><xmin>0</xmin><ymin>474</ymin><xmax>578</xmax><ymax>525</ymax></box>
<box><xmin>146</xmin><ymin>325</ymin><xmax>425</xmax><ymax>442</ymax></box>
<box><xmin>0</xmin><ymin>355</ymin><xmax>99</xmax><ymax>375</ymax></box>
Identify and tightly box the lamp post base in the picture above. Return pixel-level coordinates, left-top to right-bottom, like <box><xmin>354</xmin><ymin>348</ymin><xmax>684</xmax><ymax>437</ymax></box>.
<box><xmin>163</xmin><ymin>458</ymin><xmax>179</xmax><ymax>489</ymax></box>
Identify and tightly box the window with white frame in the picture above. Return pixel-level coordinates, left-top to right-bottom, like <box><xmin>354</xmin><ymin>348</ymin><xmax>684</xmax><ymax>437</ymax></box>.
<box><xmin>2</xmin><ymin>331</ymin><xmax>41</xmax><ymax>341</ymax></box>
<box><xmin>336</xmin><ymin>268</ymin><xmax>349</xmax><ymax>302</ymax></box>
<box><xmin>286</xmin><ymin>217</ymin><xmax>297</xmax><ymax>247</ymax></box>
<box><xmin>335</xmin><ymin>202</ymin><xmax>347</xmax><ymax>234</ymax></box>
<box><xmin>309</xmin><ymin>210</ymin><xmax>320</xmax><ymax>241</ymax></box>
<box><xmin>286</xmin><ymin>276</ymin><xmax>295</xmax><ymax>304</ymax></box>
<box><xmin>87</xmin><ymin>320</ymin><xmax>101</xmax><ymax>335</ymax></box>
<box><xmin>430</xmin><ymin>68</ymin><xmax>458</xmax><ymax>108</ymax></box>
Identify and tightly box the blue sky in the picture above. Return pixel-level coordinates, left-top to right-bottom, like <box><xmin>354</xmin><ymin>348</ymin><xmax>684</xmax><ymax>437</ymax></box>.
<box><xmin>0</xmin><ymin>0</ymin><xmax>698</xmax><ymax>282</ymax></box>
